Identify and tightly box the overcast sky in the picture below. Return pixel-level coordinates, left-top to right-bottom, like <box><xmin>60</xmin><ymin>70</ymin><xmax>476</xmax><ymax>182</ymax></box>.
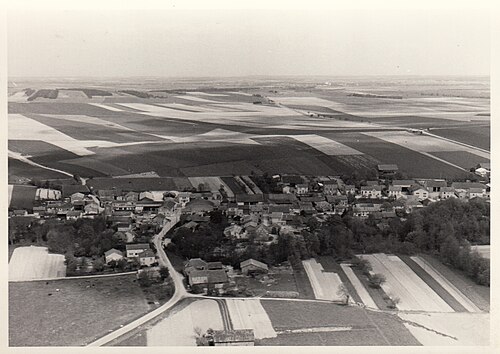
<box><xmin>7</xmin><ymin>8</ymin><xmax>490</xmax><ymax>77</ymax></box>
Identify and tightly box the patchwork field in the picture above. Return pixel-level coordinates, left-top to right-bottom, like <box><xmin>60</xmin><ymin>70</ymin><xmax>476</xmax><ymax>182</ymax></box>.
<box><xmin>9</xmin><ymin>246</ymin><xmax>66</xmax><ymax>281</ymax></box>
<box><xmin>8</xmin><ymin>83</ymin><xmax>489</xmax><ymax>181</ymax></box>
<box><xmin>9</xmin><ymin>274</ymin><xmax>151</xmax><ymax>346</ymax></box>
<box><xmin>225</xmin><ymin>299</ymin><xmax>277</xmax><ymax>339</ymax></box>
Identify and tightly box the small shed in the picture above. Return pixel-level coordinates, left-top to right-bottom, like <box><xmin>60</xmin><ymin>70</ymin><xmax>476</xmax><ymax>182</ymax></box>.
<box><xmin>240</xmin><ymin>258</ymin><xmax>269</xmax><ymax>275</ymax></box>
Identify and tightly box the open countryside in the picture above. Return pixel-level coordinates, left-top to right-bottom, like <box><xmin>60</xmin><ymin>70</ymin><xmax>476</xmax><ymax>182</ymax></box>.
<box><xmin>7</xmin><ymin>77</ymin><xmax>490</xmax><ymax>348</ymax></box>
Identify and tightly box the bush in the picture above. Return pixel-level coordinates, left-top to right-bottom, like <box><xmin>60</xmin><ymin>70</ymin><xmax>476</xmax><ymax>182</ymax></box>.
<box><xmin>368</xmin><ymin>273</ymin><xmax>385</xmax><ymax>288</ymax></box>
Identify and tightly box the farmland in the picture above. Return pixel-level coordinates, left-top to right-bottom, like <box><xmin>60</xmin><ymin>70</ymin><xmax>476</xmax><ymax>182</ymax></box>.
<box><xmin>8</xmin><ymin>77</ymin><xmax>489</xmax><ymax>182</ymax></box>
<box><xmin>259</xmin><ymin>300</ymin><xmax>420</xmax><ymax>346</ymax></box>
<box><xmin>9</xmin><ymin>246</ymin><xmax>66</xmax><ymax>281</ymax></box>
<box><xmin>9</xmin><ymin>275</ymin><xmax>152</xmax><ymax>346</ymax></box>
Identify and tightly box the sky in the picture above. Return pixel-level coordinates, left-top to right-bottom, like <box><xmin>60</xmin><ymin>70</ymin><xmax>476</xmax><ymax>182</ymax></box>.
<box><xmin>7</xmin><ymin>7</ymin><xmax>490</xmax><ymax>78</ymax></box>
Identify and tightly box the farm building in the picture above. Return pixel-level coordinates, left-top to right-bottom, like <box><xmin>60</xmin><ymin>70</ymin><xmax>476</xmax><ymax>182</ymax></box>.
<box><xmin>138</xmin><ymin>250</ymin><xmax>156</xmax><ymax>266</ymax></box>
<box><xmin>240</xmin><ymin>258</ymin><xmax>268</xmax><ymax>275</ymax></box>
<box><xmin>183</xmin><ymin>199</ymin><xmax>215</xmax><ymax>215</ymax></box>
<box><xmin>409</xmin><ymin>185</ymin><xmax>430</xmax><ymax>200</ymax></box>
<box><xmin>323</xmin><ymin>180</ymin><xmax>340</xmax><ymax>195</ymax></box>
<box><xmin>387</xmin><ymin>185</ymin><xmax>403</xmax><ymax>198</ymax></box>
<box><xmin>295</xmin><ymin>184</ymin><xmax>309</xmax><ymax>195</ymax></box>
<box><xmin>360</xmin><ymin>185</ymin><xmax>383</xmax><ymax>198</ymax></box>
<box><xmin>209</xmin><ymin>329</ymin><xmax>255</xmax><ymax>346</ymax></box>
<box><xmin>377</xmin><ymin>164</ymin><xmax>398</xmax><ymax>177</ymax></box>
<box><xmin>104</xmin><ymin>248</ymin><xmax>124</xmax><ymax>264</ymax></box>
<box><xmin>224</xmin><ymin>224</ymin><xmax>247</xmax><ymax>239</ymax></box>
<box><xmin>126</xmin><ymin>243</ymin><xmax>151</xmax><ymax>258</ymax></box>
<box><xmin>61</xmin><ymin>184</ymin><xmax>90</xmax><ymax>199</ymax></box>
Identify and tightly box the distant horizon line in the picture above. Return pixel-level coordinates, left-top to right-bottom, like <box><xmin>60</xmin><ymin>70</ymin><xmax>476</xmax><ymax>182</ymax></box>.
<box><xmin>8</xmin><ymin>73</ymin><xmax>490</xmax><ymax>80</ymax></box>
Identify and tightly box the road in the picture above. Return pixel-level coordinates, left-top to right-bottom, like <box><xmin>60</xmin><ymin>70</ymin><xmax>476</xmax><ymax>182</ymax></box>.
<box><xmin>87</xmin><ymin>211</ymin><xmax>186</xmax><ymax>346</ymax></box>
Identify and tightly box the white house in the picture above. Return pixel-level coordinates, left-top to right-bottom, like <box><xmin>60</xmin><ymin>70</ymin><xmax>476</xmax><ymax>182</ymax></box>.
<box><xmin>126</xmin><ymin>243</ymin><xmax>151</xmax><ymax>258</ymax></box>
<box><xmin>105</xmin><ymin>248</ymin><xmax>124</xmax><ymax>264</ymax></box>
<box><xmin>360</xmin><ymin>185</ymin><xmax>382</xmax><ymax>198</ymax></box>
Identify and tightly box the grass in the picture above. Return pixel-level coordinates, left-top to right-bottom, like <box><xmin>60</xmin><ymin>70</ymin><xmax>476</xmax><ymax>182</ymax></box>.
<box><xmin>260</xmin><ymin>300</ymin><xmax>420</xmax><ymax>345</ymax></box>
<box><xmin>234</xmin><ymin>272</ymin><xmax>298</xmax><ymax>296</ymax></box>
<box><xmin>291</xmin><ymin>262</ymin><xmax>316</xmax><ymax>299</ymax></box>
<box><xmin>9</xmin><ymin>185</ymin><xmax>37</xmax><ymax>210</ymax></box>
<box><xmin>9</xmin><ymin>274</ymin><xmax>152</xmax><ymax>346</ymax></box>
<box><xmin>419</xmin><ymin>254</ymin><xmax>490</xmax><ymax>312</ymax></box>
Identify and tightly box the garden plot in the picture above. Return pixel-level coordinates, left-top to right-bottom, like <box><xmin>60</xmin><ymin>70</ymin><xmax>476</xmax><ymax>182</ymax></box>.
<box><xmin>363</xmin><ymin>131</ymin><xmax>490</xmax><ymax>159</ymax></box>
<box><xmin>340</xmin><ymin>264</ymin><xmax>377</xmax><ymax>309</ymax></box>
<box><xmin>410</xmin><ymin>256</ymin><xmax>481</xmax><ymax>312</ymax></box>
<box><xmin>225</xmin><ymin>299</ymin><xmax>277</xmax><ymax>339</ymax></box>
<box><xmin>359</xmin><ymin>254</ymin><xmax>453</xmax><ymax>312</ymax></box>
<box><xmin>88</xmin><ymin>103</ymin><xmax>124</xmax><ymax>112</ymax></box>
<box><xmin>302</xmin><ymin>259</ymin><xmax>346</xmax><ymax>302</ymax></box>
<box><xmin>147</xmin><ymin>300</ymin><xmax>223</xmax><ymax>346</ymax></box>
<box><xmin>398</xmin><ymin>312</ymin><xmax>489</xmax><ymax>346</ymax></box>
<box><xmin>188</xmin><ymin>176</ymin><xmax>225</xmax><ymax>192</ymax></box>
<box><xmin>9</xmin><ymin>246</ymin><xmax>66</xmax><ymax>281</ymax></box>
<box><xmin>290</xmin><ymin>135</ymin><xmax>363</xmax><ymax>155</ymax></box>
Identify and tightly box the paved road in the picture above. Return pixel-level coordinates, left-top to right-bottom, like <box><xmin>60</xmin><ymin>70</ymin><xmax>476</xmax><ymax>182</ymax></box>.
<box><xmin>87</xmin><ymin>211</ymin><xmax>185</xmax><ymax>347</ymax></box>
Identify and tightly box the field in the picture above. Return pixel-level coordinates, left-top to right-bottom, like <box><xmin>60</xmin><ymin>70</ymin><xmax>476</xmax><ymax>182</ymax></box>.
<box><xmin>398</xmin><ymin>312</ymin><xmax>489</xmax><ymax>346</ymax></box>
<box><xmin>225</xmin><ymin>299</ymin><xmax>277</xmax><ymax>339</ymax></box>
<box><xmin>8</xmin><ymin>184</ymin><xmax>37</xmax><ymax>210</ymax></box>
<box><xmin>9</xmin><ymin>274</ymin><xmax>152</xmax><ymax>346</ymax></box>
<box><xmin>359</xmin><ymin>254</ymin><xmax>453</xmax><ymax>312</ymax></box>
<box><xmin>260</xmin><ymin>300</ymin><xmax>420</xmax><ymax>346</ymax></box>
<box><xmin>146</xmin><ymin>299</ymin><xmax>224</xmax><ymax>346</ymax></box>
<box><xmin>9</xmin><ymin>246</ymin><xmax>66</xmax><ymax>281</ymax></box>
<box><xmin>302</xmin><ymin>259</ymin><xmax>345</xmax><ymax>302</ymax></box>
<box><xmin>8</xmin><ymin>78</ymin><xmax>489</xmax><ymax>181</ymax></box>
<box><xmin>234</xmin><ymin>272</ymin><xmax>299</xmax><ymax>296</ymax></box>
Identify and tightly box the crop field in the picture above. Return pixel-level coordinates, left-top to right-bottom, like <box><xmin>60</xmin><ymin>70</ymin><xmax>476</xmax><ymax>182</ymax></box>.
<box><xmin>359</xmin><ymin>254</ymin><xmax>454</xmax><ymax>312</ymax></box>
<box><xmin>187</xmin><ymin>176</ymin><xmax>224</xmax><ymax>192</ymax></box>
<box><xmin>9</xmin><ymin>246</ymin><xmax>66</xmax><ymax>281</ymax></box>
<box><xmin>9</xmin><ymin>274</ymin><xmax>151</xmax><ymax>346</ymax></box>
<box><xmin>226</xmin><ymin>299</ymin><xmax>277</xmax><ymax>339</ymax></box>
<box><xmin>8</xmin><ymin>84</ymin><xmax>489</xmax><ymax>182</ymax></box>
<box><xmin>430</xmin><ymin>125</ymin><xmax>490</xmax><ymax>150</ymax></box>
<box><xmin>87</xmin><ymin>177</ymin><xmax>193</xmax><ymax>192</ymax></box>
<box><xmin>302</xmin><ymin>259</ymin><xmax>346</xmax><ymax>302</ymax></box>
<box><xmin>8</xmin><ymin>185</ymin><xmax>37</xmax><ymax>210</ymax></box>
<box><xmin>146</xmin><ymin>299</ymin><xmax>224</xmax><ymax>346</ymax></box>
<box><xmin>260</xmin><ymin>300</ymin><xmax>420</xmax><ymax>345</ymax></box>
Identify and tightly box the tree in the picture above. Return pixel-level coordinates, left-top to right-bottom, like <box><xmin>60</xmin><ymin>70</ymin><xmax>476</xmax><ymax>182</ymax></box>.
<box><xmin>93</xmin><ymin>258</ymin><xmax>105</xmax><ymax>272</ymax></box>
<box><xmin>159</xmin><ymin>266</ymin><xmax>170</xmax><ymax>280</ymax></box>
<box><xmin>368</xmin><ymin>273</ymin><xmax>386</xmax><ymax>288</ymax></box>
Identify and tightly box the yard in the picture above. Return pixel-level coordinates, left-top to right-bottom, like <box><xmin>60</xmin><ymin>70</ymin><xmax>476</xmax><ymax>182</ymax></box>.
<box><xmin>233</xmin><ymin>270</ymin><xmax>299</xmax><ymax>297</ymax></box>
<box><xmin>9</xmin><ymin>274</ymin><xmax>153</xmax><ymax>346</ymax></box>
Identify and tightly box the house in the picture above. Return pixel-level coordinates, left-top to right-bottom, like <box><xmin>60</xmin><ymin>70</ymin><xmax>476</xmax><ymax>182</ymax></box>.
<box><xmin>61</xmin><ymin>184</ymin><xmax>90</xmax><ymax>199</ymax></box>
<box><xmin>323</xmin><ymin>180</ymin><xmax>340</xmax><ymax>195</ymax></box>
<box><xmin>295</xmin><ymin>184</ymin><xmax>309</xmax><ymax>195</ymax></box>
<box><xmin>84</xmin><ymin>202</ymin><xmax>101</xmax><ymax>215</ymax></box>
<box><xmin>353</xmin><ymin>203</ymin><xmax>381</xmax><ymax>218</ymax></box>
<box><xmin>468</xmin><ymin>187</ymin><xmax>485</xmax><ymax>199</ymax></box>
<box><xmin>138</xmin><ymin>249</ymin><xmax>156</xmax><ymax>266</ymax></box>
<box><xmin>177</xmin><ymin>192</ymin><xmax>191</xmax><ymax>206</ymax></box>
<box><xmin>409</xmin><ymin>185</ymin><xmax>429</xmax><ymax>200</ymax></box>
<box><xmin>181</xmin><ymin>220</ymin><xmax>199</xmax><ymax>231</ymax></box>
<box><xmin>104</xmin><ymin>248</ymin><xmax>124</xmax><ymax>264</ymax></box>
<box><xmin>124</xmin><ymin>191</ymin><xmax>139</xmax><ymax>202</ymax></box>
<box><xmin>314</xmin><ymin>201</ymin><xmax>332</xmax><ymax>213</ymax></box>
<box><xmin>451</xmin><ymin>182</ymin><xmax>487</xmax><ymax>197</ymax></box>
<box><xmin>66</xmin><ymin>210</ymin><xmax>82</xmax><ymax>220</ymax></box>
<box><xmin>97</xmin><ymin>189</ymin><xmax>121</xmax><ymax>202</ymax></box>
<box><xmin>32</xmin><ymin>206</ymin><xmax>47</xmax><ymax>217</ymax></box>
<box><xmin>159</xmin><ymin>198</ymin><xmax>176</xmax><ymax>215</ymax></box>
<box><xmin>392</xmin><ymin>180</ymin><xmax>415</xmax><ymax>192</ymax></box>
<box><xmin>282</xmin><ymin>185</ymin><xmax>295</xmax><ymax>194</ymax></box>
<box><xmin>281</xmin><ymin>175</ymin><xmax>304</xmax><ymax>185</ymax></box>
<box><xmin>70</xmin><ymin>192</ymin><xmax>85</xmax><ymax>203</ymax></box>
<box><xmin>266</xmin><ymin>194</ymin><xmax>298</xmax><ymax>204</ymax></box>
<box><xmin>12</xmin><ymin>209</ymin><xmax>28</xmax><ymax>217</ymax></box>
<box><xmin>235</xmin><ymin>194</ymin><xmax>264</xmax><ymax>206</ymax></box>
<box><xmin>422</xmin><ymin>180</ymin><xmax>447</xmax><ymax>192</ymax></box>
<box><xmin>210</xmin><ymin>329</ymin><xmax>255</xmax><ymax>346</ymax></box>
<box><xmin>405</xmin><ymin>199</ymin><xmax>423</xmax><ymax>213</ymax></box>
<box><xmin>360</xmin><ymin>185</ymin><xmax>382</xmax><ymax>198</ymax></box>
<box><xmin>35</xmin><ymin>188</ymin><xmax>61</xmax><ymax>201</ymax></box>
<box><xmin>126</xmin><ymin>243</ymin><xmax>151</xmax><ymax>258</ymax></box>
<box><xmin>326</xmin><ymin>195</ymin><xmax>348</xmax><ymax>206</ymax></box>
<box><xmin>224</xmin><ymin>224</ymin><xmax>247</xmax><ymax>239</ymax></box>
<box><xmin>475</xmin><ymin>167</ymin><xmax>490</xmax><ymax>178</ymax></box>
<box><xmin>188</xmin><ymin>268</ymin><xmax>229</xmax><ymax>293</ymax></box>
<box><xmin>387</xmin><ymin>185</ymin><xmax>403</xmax><ymax>198</ymax></box>
<box><xmin>240</xmin><ymin>258</ymin><xmax>269</xmax><ymax>275</ymax></box>
<box><xmin>343</xmin><ymin>185</ymin><xmax>356</xmax><ymax>194</ymax></box>
<box><xmin>184</xmin><ymin>258</ymin><xmax>208</xmax><ymax>275</ymax></box>
<box><xmin>439</xmin><ymin>187</ymin><xmax>456</xmax><ymax>199</ymax></box>
<box><xmin>377</xmin><ymin>164</ymin><xmax>398</xmax><ymax>177</ymax></box>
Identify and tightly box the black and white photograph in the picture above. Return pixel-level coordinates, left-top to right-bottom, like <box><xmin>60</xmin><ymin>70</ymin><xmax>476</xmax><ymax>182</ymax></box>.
<box><xmin>3</xmin><ymin>0</ymin><xmax>496</xmax><ymax>351</ymax></box>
